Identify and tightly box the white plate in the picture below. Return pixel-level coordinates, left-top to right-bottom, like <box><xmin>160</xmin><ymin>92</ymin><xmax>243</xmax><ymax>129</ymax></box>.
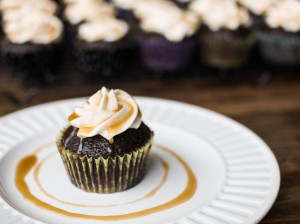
<box><xmin>0</xmin><ymin>97</ymin><xmax>280</xmax><ymax>224</ymax></box>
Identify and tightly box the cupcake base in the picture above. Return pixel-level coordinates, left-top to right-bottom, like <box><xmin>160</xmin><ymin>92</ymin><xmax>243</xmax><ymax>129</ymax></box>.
<box><xmin>199</xmin><ymin>28</ymin><xmax>255</xmax><ymax>69</ymax></box>
<box><xmin>0</xmin><ymin>38</ymin><xmax>61</xmax><ymax>84</ymax></box>
<box><xmin>257</xmin><ymin>29</ymin><xmax>300</xmax><ymax>66</ymax></box>
<box><xmin>136</xmin><ymin>33</ymin><xmax>196</xmax><ymax>72</ymax></box>
<box><xmin>57</xmin><ymin>141</ymin><xmax>152</xmax><ymax>193</ymax></box>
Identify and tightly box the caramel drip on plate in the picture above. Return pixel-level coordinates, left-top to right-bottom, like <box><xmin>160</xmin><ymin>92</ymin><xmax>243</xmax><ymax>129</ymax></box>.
<box><xmin>15</xmin><ymin>143</ymin><xmax>197</xmax><ymax>221</ymax></box>
<box><xmin>33</xmin><ymin>152</ymin><xmax>169</xmax><ymax>208</ymax></box>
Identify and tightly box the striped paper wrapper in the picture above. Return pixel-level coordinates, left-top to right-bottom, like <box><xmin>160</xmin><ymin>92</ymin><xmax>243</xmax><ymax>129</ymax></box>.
<box><xmin>56</xmin><ymin>135</ymin><xmax>152</xmax><ymax>193</ymax></box>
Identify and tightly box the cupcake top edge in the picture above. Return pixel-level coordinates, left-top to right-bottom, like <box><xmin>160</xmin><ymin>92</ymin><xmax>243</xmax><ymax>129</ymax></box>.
<box><xmin>265</xmin><ymin>0</ymin><xmax>300</xmax><ymax>32</ymax></box>
<box><xmin>64</xmin><ymin>1</ymin><xmax>115</xmax><ymax>25</ymax></box>
<box><xmin>134</xmin><ymin>0</ymin><xmax>200</xmax><ymax>42</ymax></box>
<box><xmin>68</xmin><ymin>87</ymin><xmax>142</xmax><ymax>143</ymax></box>
<box><xmin>3</xmin><ymin>11</ymin><xmax>63</xmax><ymax>44</ymax></box>
<box><xmin>78</xmin><ymin>17</ymin><xmax>129</xmax><ymax>42</ymax></box>
<box><xmin>189</xmin><ymin>0</ymin><xmax>251</xmax><ymax>31</ymax></box>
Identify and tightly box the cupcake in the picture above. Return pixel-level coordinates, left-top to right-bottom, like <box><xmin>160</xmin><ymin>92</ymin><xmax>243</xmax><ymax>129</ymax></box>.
<box><xmin>257</xmin><ymin>0</ymin><xmax>300</xmax><ymax>66</ymax></box>
<box><xmin>134</xmin><ymin>0</ymin><xmax>200</xmax><ymax>72</ymax></box>
<box><xmin>0</xmin><ymin>0</ymin><xmax>63</xmax><ymax>83</ymax></box>
<box><xmin>190</xmin><ymin>0</ymin><xmax>255</xmax><ymax>69</ymax></box>
<box><xmin>56</xmin><ymin>87</ymin><xmax>153</xmax><ymax>193</ymax></box>
<box><xmin>72</xmin><ymin>15</ymin><xmax>133</xmax><ymax>79</ymax></box>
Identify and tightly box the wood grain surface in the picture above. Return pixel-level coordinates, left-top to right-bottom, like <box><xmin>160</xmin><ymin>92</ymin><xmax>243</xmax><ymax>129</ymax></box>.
<box><xmin>0</xmin><ymin>72</ymin><xmax>299</xmax><ymax>224</ymax></box>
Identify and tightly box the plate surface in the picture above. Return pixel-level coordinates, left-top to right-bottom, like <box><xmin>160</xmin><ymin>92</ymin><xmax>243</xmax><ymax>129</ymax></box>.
<box><xmin>0</xmin><ymin>97</ymin><xmax>280</xmax><ymax>224</ymax></box>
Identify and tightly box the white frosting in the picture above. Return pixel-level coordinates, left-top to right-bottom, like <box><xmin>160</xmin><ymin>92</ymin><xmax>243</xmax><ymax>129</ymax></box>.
<box><xmin>4</xmin><ymin>11</ymin><xmax>63</xmax><ymax>44</ymax></box>
<box><xmin>68</xmin><ymin>87</ymin><xmax>142</xmax><ymax>142</ymax></box>
<box><xmin>190</xmin><ymin>0</ymin><xmax>250</xmax><ymax>31</ymax></box>
<box><xmin>64</xmin><ymin>0</ymin><xmax>115</xmax><ymax>25</ymax></box>
<box><xmin>79</xmin><ymin>17</ymin><xmax>128</xmax><ymax>42</ymax></box>
<box><xmin>134</xmin><ymin>0</ymin><xmax>200</xmax><ymax>42</ymax></box>
<box><xmin>112</xmin><ymin>0</ymin><xmax>140</xmax><ymax>10</ymax></box>
<box><xmin>265</xmin><ymin>0</ymin><xmax>300</xmax><ymax>32</ymax></box>
<box><xmin>237</xmin><ymin>0</ymin><xmax>275</xmax><ymax>15</ymax></box>
<box><xmin>0</xmin><ymin>0</ymin><xmax>57</xmax><ymax>16</ymax></box>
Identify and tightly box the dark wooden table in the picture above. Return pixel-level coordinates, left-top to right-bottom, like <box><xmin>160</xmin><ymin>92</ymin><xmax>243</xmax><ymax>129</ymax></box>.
<box><xmin>0</xmin><ymin>72</ymin><xmax>299</xmax><ymax>224</ymax></box>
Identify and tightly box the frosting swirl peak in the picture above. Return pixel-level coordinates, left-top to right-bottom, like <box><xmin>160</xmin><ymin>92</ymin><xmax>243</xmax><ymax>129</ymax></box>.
<box><xmin>69</xmin><ymin>87</ymin><xmax>142</xmax><ymax>142</ymax></box>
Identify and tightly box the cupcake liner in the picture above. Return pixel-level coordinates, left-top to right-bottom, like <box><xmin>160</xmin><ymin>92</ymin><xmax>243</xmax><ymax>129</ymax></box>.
<box><xmin>136</xmin><ymin>34</ymin><xmax>196</xmax><ymax>72</ymax></box>
<box><xmin>257</xmin><ymin>30</ymin><xmax>300</xmax><ymax>66</ymax></box>
<box><xmin>199</xmin><ymin>29</ymin><xmax>255</xmax><ymax>69</ymax></box>
<box><xmin>56</xmin><ymin>133</ymin><xmax>152</xmax><ymax>193</ymax></box>
<box><xmin>1</xmin><ymin>40</ymin><xmax>61</xmax><ymax>84</ymax></box>
<box><xmin>116</xmin><ymin>8</ymin><xmax>135</xmax><ymax>21</ymax></box>
<box><xmin>72</xmin><ymin>37</ymin><xmax>135</xmax><ymax>81</ymax></box>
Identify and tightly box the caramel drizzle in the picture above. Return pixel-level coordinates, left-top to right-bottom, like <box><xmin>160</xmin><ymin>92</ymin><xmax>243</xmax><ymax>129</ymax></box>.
<box><xmin>33</xmin><ymin>151</ymin><xmax>169</xmax><ymax>208</ymax></box>
<box><xmin>15</xmin><ymin>143</ymin><xmax>197</xmax><ymax>221</ymax></box>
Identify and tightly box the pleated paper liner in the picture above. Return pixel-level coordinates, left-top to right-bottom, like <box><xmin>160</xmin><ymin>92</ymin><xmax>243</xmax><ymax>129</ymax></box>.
<box><xmin>56</xmin><ymin>135</ymin><xmax>152</xmax><ymax>193</ymax></box>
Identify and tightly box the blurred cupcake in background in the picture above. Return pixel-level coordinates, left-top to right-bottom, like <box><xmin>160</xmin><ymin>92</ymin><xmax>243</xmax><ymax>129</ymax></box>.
<box><xmin>0</xmin><ymin>0</ymin><xmax>63</xmax><ymax>83</ymax></box>
<box><xmin>236</xmin><ymin>0</ymin><xmax>276</xmax><ymax>28</ymax></box>
<box><xmin>134</xmin><ymin>0</ymin><xmax>200</xmax><ymax>73</ymax></box>
<box><xmin>190</xmin><ymin>0</ymin><xmax>255</xmax><ymax>69</ymax></box>
<box><xmin>72</xmin><ymin>14</ymin><xmax>133</xmax><ymax>80</ymax></box>
<box><xmin>257</xmin><ymin>0</ymin><xmax>300</xmax><ymax>66</ymax></box>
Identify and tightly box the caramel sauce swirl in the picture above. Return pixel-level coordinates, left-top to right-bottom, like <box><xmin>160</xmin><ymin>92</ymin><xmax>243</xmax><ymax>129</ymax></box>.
<box><xmin>15</xmin><ymin>143</ymin><xmax>197</xmax><ymax>221</ymax></box>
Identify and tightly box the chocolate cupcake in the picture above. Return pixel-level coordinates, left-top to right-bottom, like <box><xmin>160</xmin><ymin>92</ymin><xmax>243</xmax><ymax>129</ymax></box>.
<box><xmin>72</xmin><ymin>15</ymin><xmax>133</xmax><ymax>80</ymax></box>
<box><xmin>56</xmin><ymin>87</ymin><xmax>153</xmax><ymax>193</ymax></box>
<box><xmin>257</xmin><ymin>0</ymin><xmax>300</xmax><ymax>66</ymax></box>
<box><xmin>134</xmin><ymin>0</ymin><xmax>200</xmax><ymax>72</ymax></box>
<box><xmin>0</xmin><ymin>0</ymin><xmax>63</xmax><ymax>83</ymax></box>
<box><xmin>190</xmin><ymin>0</ymin><xmax>255</xmax><ymax>69</ymax></box>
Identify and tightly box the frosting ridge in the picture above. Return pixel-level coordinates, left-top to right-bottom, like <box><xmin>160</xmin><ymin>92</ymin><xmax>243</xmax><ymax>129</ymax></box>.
<box><xmin>134</xmin><ymin>0</ymin><xmax>200</xmax><ymax>42</ymax></box>
<box><xmin>69</xmin><ymin>87</ymin><xmax>142</xmax><ymax>142</ymax></box>
<box><xmin>265</xmin><ymin>0</ymin><xmax>300</xmax><ymax>32</ymax></box>
<box><xmin>78</xmin><ymin>17</ymin><xmax>128</xmax><ymax>42</ymax></box>
<box><xmin>190</xmin><ymin>0</ymin><xmax>250</xmax><ymax>31</ymax></box>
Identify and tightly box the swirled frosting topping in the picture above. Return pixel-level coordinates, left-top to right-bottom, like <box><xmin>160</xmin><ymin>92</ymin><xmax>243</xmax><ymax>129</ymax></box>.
<box><xmin>79</xmin><ymin>17</ymin><xmax>128</xmax><ymax>42</ymax></box>
<box><xmin>134</xmin><ymin>0</ymin><xmax>200</xmax><ymax>42</ymax></box>
<box><xmin>64</xmin><ymin>0</ymin><xmax>115</xmax><ymax>25</ymax></box>
<box><xmin>0</xmin><ymin>0</ymin><xmax>57</xmax><ymax>15</ymax></box>
<box><xmin>190</xmin><ymin>0</ymin><xmax>250</xmax><ymax>31</ymax></box>
<box><xmin>68</xmin><ymin>87</ymin><xmax>142</xmax><ymax>142</ymax></box>
<box><xmin>265</xmin><ymin>0</ymin><xmax>300</xmax><ymax>32</ymax></box>
<box><xmin>0</xmin><ymin>0</ymin><xmax>58</xmax><ymax>22</ymax></box>
<box><xmin>237</xmin><ymin>0</ymin><xmax>275</xmax><ymax>15</ymax></box>
<box><xmin>3</xmin><ymin>11</ymin><xmax>63</xmax><ymax>44</ymax></box>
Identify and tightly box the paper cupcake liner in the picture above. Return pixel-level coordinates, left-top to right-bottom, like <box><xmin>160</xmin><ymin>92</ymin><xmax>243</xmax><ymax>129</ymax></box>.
<box><xmin>56</xmin><ymin>136</ymin><xmax>152</xmax><ymax>193</ymax></box>
<box><xmin>136</xmin><ymin>34</ymin><xmax>196</xmax><ymax>72</ymax></box>
<box><xmin>199</xmin><ymin>30</ymin><xmax>255</xmax><ymax>69</ymax></box>
<box><xmin>257</xmin><ymin>30</ymin><xmax>300</xmax><ymax>65</ymax></box>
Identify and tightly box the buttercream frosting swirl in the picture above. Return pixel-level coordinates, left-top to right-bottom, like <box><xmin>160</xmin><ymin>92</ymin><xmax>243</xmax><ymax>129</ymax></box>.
<box><xmin>237</xmin><ymin>0</ymin><xmax>275</xmax><ymax>15</ymax></box>
<box><xmin>3</xmin><ymin>11</ymin><xmax>63</xmax><ymax>44</ymax></box>
<box><xmin>190</xmin><ymin>0</ymin><xmax>250</xmax><ymax>31</ymax></box>
<box><xmin>64</xmin><ymin>0</ymin><xmax>115</xmax><ymax>25</ymax></box>
<box><xmin>134</xmin><ymin>0</ymin><xmax>200</xmax><ymax>42</ymax></box>
<box><xmin>68</xmin><ymin>87</ymin><xmax>142</xmax><ymax>142</ymax></box>
<box><xmin>265</xmin><ymin>0</ymin><xmax>300</xmax><ymax>32</ymax></box>
<box><xmin>79</xmin><ymin>17</ymin><xmax>128</xmax><ymax>42</ymax></box>
<box><xmin>0</xmin><ymin>0</ymin><xmax>57</xmax><ymax>16</ymax></box>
